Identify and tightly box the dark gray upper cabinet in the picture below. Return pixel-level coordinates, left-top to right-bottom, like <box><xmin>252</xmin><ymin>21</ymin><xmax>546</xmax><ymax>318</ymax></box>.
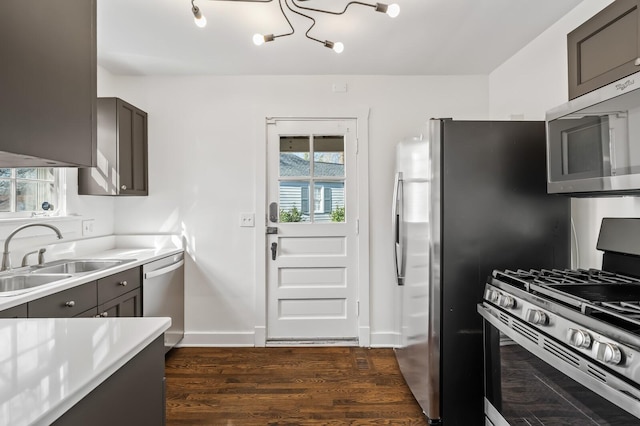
<box><xmin>0</xmin><ymin>0</ymin><xmax>96</xmax><ymax>167</ymax></box>
<box><xmin>78</xmin><ymin>98</ymin><xmax>149</xmax><ymax>196</ymax></box>
<box><xmin>568</xmin><ymin>0</ymin><xmax>640</xmax><ymax>99</ymax></box>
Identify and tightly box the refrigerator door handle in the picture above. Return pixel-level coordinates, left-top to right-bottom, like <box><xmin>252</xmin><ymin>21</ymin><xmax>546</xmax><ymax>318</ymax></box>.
<box><xmin>392</xmin><ymin>171</ymin><xmax>404</xmax><ymax>285</ymax></box>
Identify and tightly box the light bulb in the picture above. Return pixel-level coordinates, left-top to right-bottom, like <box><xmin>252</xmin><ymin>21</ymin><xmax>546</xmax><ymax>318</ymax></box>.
<box><xmin>333</xmin><ymin>42</ymin><xmax>344</xmax><ymax>54</ymax></box>
<box><xmin>253</xmin><ymin>34</ymin><xmax>265</xmax><ymax>46</ymax></box>
<box><xmin>192</xmin><ymin>6</ymin><xmax>207</xmax><ymax>28</ymax></box>
<box><xmin>194</xmin><ymin>15</ymin><xmax>207</xmax><ymax>28</ymax></box>
<box><xmin>253</xmin><ymin>34</ymin><xmax>274</xmax><ymax>46</ymax></box>
<box><xmin>386</xmin><ymin>3</ymin><xmax>400</xmax><ymax>18</ymax></box>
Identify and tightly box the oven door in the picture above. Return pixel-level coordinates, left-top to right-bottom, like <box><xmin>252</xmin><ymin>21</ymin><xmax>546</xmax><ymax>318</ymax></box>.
<box><xmin>479</xmin><ymin>303</ymin><xmax>640</xmax><ymax>425</ymax></box>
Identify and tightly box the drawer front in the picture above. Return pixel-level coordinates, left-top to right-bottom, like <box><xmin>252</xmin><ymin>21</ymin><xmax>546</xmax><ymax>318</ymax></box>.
<box><xmin>0</xmin><ymin>303</ymin><xmax>28</xmax><ymax>318</ymax></box>
<box><xmin>29</xmin><ymin>282</ymin><xmax>97</xmax><ymax>318</ymax></box>
<box><xmin>98</xmin><ymin>267</ymin><xmax>141</xmax><ymax>305</ymax></box>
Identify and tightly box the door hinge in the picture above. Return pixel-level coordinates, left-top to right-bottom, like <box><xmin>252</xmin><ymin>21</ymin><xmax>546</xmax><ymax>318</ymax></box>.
<box><xmin>357</xmin><ymin>301</ymin><xmax>360</xmax><ymax>317</ymax></box>
<box><xmin>356</xmin><ymin>219</ymin><xmax>359</xmax><ymax>235</ymax></box>
<box><xmin>355</xmin><ymin>138</ymin><xmax>359</xmax><ymax>154</ymax></box>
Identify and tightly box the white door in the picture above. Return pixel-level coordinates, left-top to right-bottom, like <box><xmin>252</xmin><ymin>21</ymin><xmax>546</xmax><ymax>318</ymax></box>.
<box><xmin>266</xmin><ymin>118</ymin><xmax>359</xmax><ymax>343</ymax></box>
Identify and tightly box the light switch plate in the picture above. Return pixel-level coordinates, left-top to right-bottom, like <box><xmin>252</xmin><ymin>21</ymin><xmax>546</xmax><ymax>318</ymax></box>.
<box><xmin>240</xmin><ymin>213</ymin><xmax>255</xmax><ymax>227</ymax></box>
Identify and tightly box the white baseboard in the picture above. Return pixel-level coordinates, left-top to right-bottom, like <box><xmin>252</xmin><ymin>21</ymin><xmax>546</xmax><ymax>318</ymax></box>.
<box><xmin>369</xmin><ymin>331</ymin><xmax>400</xmax><ymax>348</ymax></box>
<box><xmin>177</xmin><ymin>330</ymin><xmax>399</xmax><ymax>348</ymax></box>
<box><xmin>177</xmin><ymin>331</ymin><xmax>255</xmax><ymax>347</ymax></box>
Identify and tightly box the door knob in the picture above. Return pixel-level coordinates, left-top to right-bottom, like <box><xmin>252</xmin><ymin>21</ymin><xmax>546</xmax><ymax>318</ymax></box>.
<box><xmin>271</xmin><ymin>242</ymin><xmax>277</xmax><ymax>260</ymax></box>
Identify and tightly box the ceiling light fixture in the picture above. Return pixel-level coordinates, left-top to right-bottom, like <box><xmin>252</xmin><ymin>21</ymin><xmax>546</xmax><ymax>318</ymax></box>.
<box><xmin>191</xmin><ymin>0</ymin><xmax>208</xmax><ymax>28</ymax></box>
<box><xmin>189</xmin><ymin>0</ymin><xmax>400</xmax><ymax>53</ymax></box>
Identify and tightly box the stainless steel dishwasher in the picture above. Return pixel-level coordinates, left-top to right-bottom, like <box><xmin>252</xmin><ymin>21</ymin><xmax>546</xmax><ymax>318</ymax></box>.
<box><xmin>143</xmin><ymin>252</ymin><xmax>184</xmax><ymax>352</ymax></box>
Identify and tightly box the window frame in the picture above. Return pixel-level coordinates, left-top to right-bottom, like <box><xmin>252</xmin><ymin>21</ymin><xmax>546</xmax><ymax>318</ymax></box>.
<box><xmin>0</xmin><ymin>168</ymin><xmax>64</xmax><ymax>219</ymax></box>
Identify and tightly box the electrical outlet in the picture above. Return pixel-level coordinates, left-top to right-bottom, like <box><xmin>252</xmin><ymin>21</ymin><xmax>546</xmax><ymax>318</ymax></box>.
<box><xmin>82</xmin><ymin>219</ymin><xmax>95</xmax><ymax>236</ymax></box>
<box><xmin>240</xmin><ymin>213</ymin><xmax>255</xmax><ymax>228</ymax></box>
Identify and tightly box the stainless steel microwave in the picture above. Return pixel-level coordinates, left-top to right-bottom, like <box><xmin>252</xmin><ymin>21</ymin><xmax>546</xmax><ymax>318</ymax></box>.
<box><xmin>546</xmin><ymin>70</ymin><xmax>640</xmax><ymax>196</ymax></box>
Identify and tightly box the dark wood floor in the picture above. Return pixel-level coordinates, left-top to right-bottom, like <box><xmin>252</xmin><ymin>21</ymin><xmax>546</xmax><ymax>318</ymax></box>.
<box><xmin>165</xmin><ymin>347</ymin><xmax>429</xmax><ymax>425</ymax></box>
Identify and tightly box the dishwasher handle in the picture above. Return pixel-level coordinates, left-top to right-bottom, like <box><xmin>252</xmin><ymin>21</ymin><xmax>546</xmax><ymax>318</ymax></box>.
<box><xmin>144</xmin><ymin>259</ymin><xmax>185</xmax><ymax>280</ymax></box>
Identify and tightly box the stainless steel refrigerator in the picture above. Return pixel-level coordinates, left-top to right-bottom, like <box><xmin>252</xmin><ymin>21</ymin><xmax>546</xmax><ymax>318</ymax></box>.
<box><xmin>392</xmin><ymin>119</ymin><xmax>570</xmax><ymax>425</ymax></box>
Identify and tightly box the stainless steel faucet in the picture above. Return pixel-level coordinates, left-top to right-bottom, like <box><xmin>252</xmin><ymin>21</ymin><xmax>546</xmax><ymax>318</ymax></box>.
<box><xmin>1</xmin><ymin>224</ymin><xmax>63</xmax><ymax>271</ymax></box>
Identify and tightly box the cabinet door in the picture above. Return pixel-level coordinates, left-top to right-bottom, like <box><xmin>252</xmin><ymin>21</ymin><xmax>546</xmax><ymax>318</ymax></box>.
<box><xmin>51</xmin><ymin>336</ymin><xmax>165</xmax><ymax>426</ymax></box>
<box><xmin>0</xmin><ymin>303</ymin><xmax>27</xmax><ymax>318</ymax></box>
<box><xmin>75</xmin><ymin>307</ymin><xmax>99</xmax><ymax>317</ymax></box>
<box><xmin>568</xmin><ymin>0</ymin><xmax>640</xmax><ymax>99</ymax></box>
<box><xmin>77</xmin><ymin>97</ymin><xmax>148</xmax><ymax>196</ymax></box>
<box><xmin>0</xmin><ymin>0</ymin><xmax>96</xmax><ymax>167</ymax></box>
<box><xmin>97</xmin><ymin>289</ymin><xmax>141</xmax><ymax>318</ymax></box>
<box><xmin>29</xmin><ymin>282</ymin><xmax>97</xmax><ymax>318</ymax></box>
<box><xmin>118</xmin><ymin>100</ymin><xmax>148</xmax><ymax>195</ymax></box>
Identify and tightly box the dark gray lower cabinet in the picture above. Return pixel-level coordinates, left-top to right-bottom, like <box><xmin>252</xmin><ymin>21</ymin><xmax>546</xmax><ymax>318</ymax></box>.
<box><xmin>98</xmin><ymin>288</ymin><xmax>141</xmax><ymax>318</ymax></box>
<box><xmin>51</xmin><ymin>335</ymin><xmax>166</xmax><ymax>426</ymax></box>
<box><xmin>0</xmin><ymin>303</ymin><xmax>27</xmax><ymax>318</ymax></box>
<box><xmin>23</xmin><ymin>266</ymin><xmax>142</xmax><ymax>318</ymax></box>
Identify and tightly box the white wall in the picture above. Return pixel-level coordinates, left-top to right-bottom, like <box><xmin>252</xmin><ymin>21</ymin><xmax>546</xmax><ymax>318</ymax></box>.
<box><xmin>488</xmin><ymin>0</ymin><xmax>640</xmax><ymax>269</ymax></box>
<box><xmin>99</xmin><ymin>73</ymin><xmax>489</xmax><ymax>346</ymax></box>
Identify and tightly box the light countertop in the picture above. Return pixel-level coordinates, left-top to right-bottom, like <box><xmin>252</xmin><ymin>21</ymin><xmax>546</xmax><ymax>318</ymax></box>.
<box><xmin>0</xmin><ymin>235</ymin><xmax>184</xmax><ymax>311</ymax></box>
<box><xmin>0</xmin><ymin>316</ymin><xmax>171</xmax><ymax>426</ymax></box>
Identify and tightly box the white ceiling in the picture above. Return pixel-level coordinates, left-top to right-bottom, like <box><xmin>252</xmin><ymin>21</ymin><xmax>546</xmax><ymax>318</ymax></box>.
<box><xmin>97</xmin><ymin>0</ymin><xmax>584</xmax><ymax>76</ymax></box>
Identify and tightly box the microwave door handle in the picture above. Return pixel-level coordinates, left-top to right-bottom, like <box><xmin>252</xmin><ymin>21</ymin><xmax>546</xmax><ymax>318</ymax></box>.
<box><xmin>392</xmin><ymin>172</ymin><xmax>404</xmax><ymax>286</ymax></box>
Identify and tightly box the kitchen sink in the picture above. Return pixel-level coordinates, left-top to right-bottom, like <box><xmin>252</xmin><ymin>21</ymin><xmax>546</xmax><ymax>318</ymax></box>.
<box><xmin>30</xmin><ymin>259</ymin><xmax>130</xmax><ymax>275</ymax></box>
<box><xmin>0</xmin><ymin>274</ymin><xmax>73</xmax><ymax>295</ymax></box>
<box><xmin>0</xmin><ymin>258</ymin><xmax>134</xmax><ymax>297</ymax></box>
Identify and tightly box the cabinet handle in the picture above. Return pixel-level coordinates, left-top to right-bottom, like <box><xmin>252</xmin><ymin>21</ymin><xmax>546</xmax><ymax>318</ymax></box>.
<box><xmin>121</xmin><ymin>184</ymin><xmax>127</xmax><ymax>190</ymax></box>
<box><xmin>65</xmin><ymin>301</ymin><xmax>75</xmax><ymax>307</ymax></box>
<box><xmin>119</xmin><ymin>280</ymin><xmax>128</xmax><ymax>286</ymax></box>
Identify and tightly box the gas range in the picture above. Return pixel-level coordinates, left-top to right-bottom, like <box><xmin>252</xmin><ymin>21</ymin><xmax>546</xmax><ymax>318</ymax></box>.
<box><xmin>478</xmin><ymin>218</ymin><xmax>640</xmax><ymax>423</ymax></box>
<box><xmin>478</xmin><ymin>236</ymin><xmax>640</xmax><ymax>420</ymax></box>
<box><xmin>485</xmin><ymin>268</ymin><xmax>640</xmax><ymax>382</ymax></box>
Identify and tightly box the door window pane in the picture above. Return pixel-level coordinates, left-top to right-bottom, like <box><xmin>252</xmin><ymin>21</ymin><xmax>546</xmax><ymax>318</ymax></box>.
<box><xmin>314</xmin><ymin>181</ymin><xmax>345</xmax><ymax>223</ymax></box>
<box><xmin>314</xmin><ymin>136</ymin><xmax>344</xmax><ymax>177</ymax></box>
<box><xmin>280</xmin><ymin>136</ymin><xmax>310</xmax><ymax>177</ymax></box>
<box><xmin>279</xmin><ymin>181</ymin><xmax>310</xmax><ymax>223</ymax></box>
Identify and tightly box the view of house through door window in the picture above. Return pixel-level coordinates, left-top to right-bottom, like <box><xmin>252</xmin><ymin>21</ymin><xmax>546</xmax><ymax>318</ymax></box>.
<box><xmin>279</xmin><ymin>135</ymin><xmax>345</xmax><ymax>223</ymax></box>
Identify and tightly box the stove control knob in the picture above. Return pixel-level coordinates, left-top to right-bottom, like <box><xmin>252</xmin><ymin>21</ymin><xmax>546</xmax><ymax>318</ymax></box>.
<box><xmin>498</xmin><ymin>295</ymin><xmax>516</xmax><ymax>309</ymax></box>
<box><xmin>595</xmin><ymin>342</ymin><xmax>623</xmax><ymax>366</ymax></box>
<box><xmin>486</xmin><ymin>289</ymin><xmax>501</xmax><ymax>304</ymax></box>
<box><xmin>484</xmin><ymin>289</ymin><xmax>495</xmax><ymax>301</ymax></box>
<box><xmin>525</xmin><ymin>309</ymin><xmax>548</xmax><ymax>326</ymax></box>
<box><xmin>568</xmin><ymin>329</ymin><xmax>592</xmax><ymax>349</ymax></box>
